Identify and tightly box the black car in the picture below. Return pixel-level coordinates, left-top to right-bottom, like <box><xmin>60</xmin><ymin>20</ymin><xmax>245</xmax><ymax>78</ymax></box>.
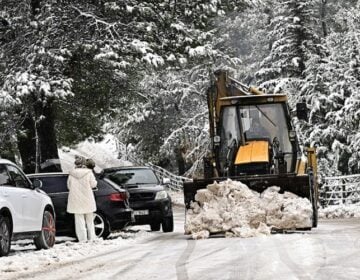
<box><xmin>101</xmin><ymin>166</ymin><xmax>174</xmax><ymax>232</ymax></box>
<box><xmin>27</xmin><ymin>173</ymin><xmax>134</xmax><ymax>239</ymax></box>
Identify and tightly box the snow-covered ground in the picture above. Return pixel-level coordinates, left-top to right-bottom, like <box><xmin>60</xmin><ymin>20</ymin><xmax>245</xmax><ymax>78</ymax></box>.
<box><xmin>319</xmin><ymin>204</ymin><xmax>360</xmax><ymax>219</ymax></box>
<box><xmin>3</xmin><ymin>134</ymin><xmax>360</xmax><ymax>278</ymax></box>
<box><xmin>0</xmin><ymin>230</ymin><xmax>154</xmax><ymax>279</ymax></box>
<box><xmin>168</xmin><ymin>189</ymin><xmax>184</xmax><ymax>207</ymax></box>
<box><xmin>2</xmin><ymin>208</ymin><xmax>360</xmax><ymax>280</ymax></box>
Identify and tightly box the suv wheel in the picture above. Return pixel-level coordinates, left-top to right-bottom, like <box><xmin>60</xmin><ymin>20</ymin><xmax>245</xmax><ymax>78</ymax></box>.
<box><xmin>34</xmin><ymin>211</ymin><xmax>56</xmax><ymax>250</ymax></box>
<box><xmin>162</xmin><ymin>216</ymin><xmax>174</xmax><ymax>233</ymax></box>
<box><xmin>150</xmin><ymin>222</ymin><xmax>161</xmax><ymax>231</ymax></box>
<box><xmin>0</xmin><ymin>216</ymin><xmax>11</xmax><ymax>257</ymax></box>
<box><xmin>94</xmin><ymin>213</ymin><xmax>110</xmax><ymax>239</ymax></box>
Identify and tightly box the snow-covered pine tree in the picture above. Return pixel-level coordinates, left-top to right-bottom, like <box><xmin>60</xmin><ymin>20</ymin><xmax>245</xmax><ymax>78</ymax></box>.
<box><xmin>257</xmin><ymin>0</ymin><xmax>322</xmax><ymax>103</ymax></box>
<box><xmin>301</xmin><ymin>4</ymin><xmax>360</xmax><ymax>175</ymax></box>
<box><xmin>108</xmin><ymin>0</ymin><xmax>263</xmax><ymax>175</ymax></box>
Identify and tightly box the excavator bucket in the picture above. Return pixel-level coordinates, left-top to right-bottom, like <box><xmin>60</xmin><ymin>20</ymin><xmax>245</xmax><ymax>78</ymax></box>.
<box><xmin>184</xmin><ymin>174</ymin><xmax>310</xmax><ymax>208</ymax></box>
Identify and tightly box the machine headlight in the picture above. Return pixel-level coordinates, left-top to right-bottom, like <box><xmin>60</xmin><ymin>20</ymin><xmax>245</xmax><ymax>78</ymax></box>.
<box><xmin>155</xmin><ymin>190</ymin><xmax>168</xmax><ymax>200</ymax></box>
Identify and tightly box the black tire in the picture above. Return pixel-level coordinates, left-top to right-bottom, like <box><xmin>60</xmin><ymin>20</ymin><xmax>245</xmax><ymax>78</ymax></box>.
<box><xmin>162</xmin><ymin>216</ymin><xmax>174</xmax><ymax>233</ymax></box>
<box><xmin>312</xmin><ymin>202</ymin><xmax>318</xmax><ymax>228</ymax></box>
<box><xmin>309</xmin><ymin>174</ymin><xmax>318</xmax><ymax>228</ymax></box>
<box><xmin>150</xmin><ymin>222</ymin><xmax>161</xmax><ymax>231</ymax></box>
<box><xmin>94</xmin><ymin>213</ymin><xmax>110</xmax><ymax>239</ymax></box>
<box><xmin>313</xmin><ymin>208</ymin><xmax>318</xmax><ymax>227</ymax></box>
<box><xmin>34</xmin><ymin>210</ymin><xmax>56</xmax><ymax>250</ymax></box>
<box><xmin>0</xmin><ymin>215</ymin><xmax>11</xmax><ymax>257</ymax></box>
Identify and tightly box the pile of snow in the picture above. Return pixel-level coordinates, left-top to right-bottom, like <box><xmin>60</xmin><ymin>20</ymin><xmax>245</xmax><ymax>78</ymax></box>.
<box><xmin>319</xmin><ymin>204</ymin><xmax>360</xmax><ymax>219</ymax></box>
<box><xmin>185</xmin><ymin>179</ymin><xmax>313</xmax><ymax>239</ymax></box>
<box><xmin>58</xmin><ymin>135</ymin><xmax>132</xmax><ymax>173</ymax></box>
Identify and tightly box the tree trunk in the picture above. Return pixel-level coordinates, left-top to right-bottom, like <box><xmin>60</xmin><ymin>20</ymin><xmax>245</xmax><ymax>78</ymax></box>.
<box><xmin>175</xmin><ymin>146</ymin><xmax>186</xmax><ymax>175</ymax></box>
<box><xmin>320</xmin><ymin>0</ymin><xmax>328</xmax><ymax>38</ymax></box>
<box><xmin>36</xmin><ymin>101</ymin><xmax>62</xmax><ymax>172</ymax></box>
<box><xmin>17</xmin><ymin>115</ymin><xmax>36</xmax><ymax>173</ymax></box>
<box><xmin>17</xmin><ymin>100</ymin><xmax>62</xmax><ymax>173</ymax></box>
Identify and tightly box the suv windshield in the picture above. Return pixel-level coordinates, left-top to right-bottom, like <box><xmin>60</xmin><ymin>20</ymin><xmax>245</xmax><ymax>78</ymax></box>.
<box><xmin>106</xmin><ymin>169</ymin><xmax>159</xmax><ymax>185</ymax></box>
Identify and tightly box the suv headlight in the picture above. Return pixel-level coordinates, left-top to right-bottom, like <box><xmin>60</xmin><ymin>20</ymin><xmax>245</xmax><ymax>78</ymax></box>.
<box><xmin>155</xmin><ymin>190</ymin><xmax>168</xmax><ymax>200</ymax></box>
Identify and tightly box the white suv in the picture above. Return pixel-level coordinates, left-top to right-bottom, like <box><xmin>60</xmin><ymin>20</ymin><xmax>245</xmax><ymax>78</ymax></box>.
<box><xmin>0</xmin><ymin>159</ymin><xmax>56</xmax><ymax>256</ymax></box>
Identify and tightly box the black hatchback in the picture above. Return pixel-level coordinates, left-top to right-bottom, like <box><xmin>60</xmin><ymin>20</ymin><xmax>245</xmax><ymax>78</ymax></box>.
<box><xmin>27</xmin><ymin>173</ymin><xmax>134</xmax><ymax>239</ymax></box>
<box><xmin>101</xmin><ymin>166</ymin><xmax>174</xmax><ymax>232</ymax></box>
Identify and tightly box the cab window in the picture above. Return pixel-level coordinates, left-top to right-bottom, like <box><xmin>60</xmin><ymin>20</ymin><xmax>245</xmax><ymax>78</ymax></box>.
<box><xmin>7</xmin><ymin>165</ymin><xmax>31</xmax><ymax>188</ymax></box>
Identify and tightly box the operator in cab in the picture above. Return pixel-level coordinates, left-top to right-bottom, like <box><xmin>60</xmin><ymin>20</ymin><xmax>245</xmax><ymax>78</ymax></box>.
<box><xmin>244</xmin><ymin>110</ymin><xmax>271</xmax><ymax>140</ymax></box>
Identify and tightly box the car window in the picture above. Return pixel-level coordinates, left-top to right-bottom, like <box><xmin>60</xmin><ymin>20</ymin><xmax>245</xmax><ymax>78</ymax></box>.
<box><xmin>0</xmin><ymin>164</ymin><xmax>11</xmax><ymax>186</ymax></box>
<box><xmin>107</xmin><ymin>169</ymin><xmax>159</xmax><ymax>185</ymax></box>
<box><xmin>103</xmin><ymin>178</ymin><xmax>124</xmax><ymax>192</ymax></box>
<box><xmin>31</xmin><ymin>176</ymin><xmax>68</xmax><ymax>194</ymax></box>
<box><xmin>7</xmin><ymin>164</ymin><xmax>31</xmax><ymax>188</ymax></box>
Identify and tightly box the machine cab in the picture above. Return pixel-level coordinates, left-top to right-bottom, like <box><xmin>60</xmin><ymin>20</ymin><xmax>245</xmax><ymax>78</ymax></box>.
<box><xmin>216</xmin><ymin>96</ymin><xmax>298</xmax><ymax>176</ymax></box>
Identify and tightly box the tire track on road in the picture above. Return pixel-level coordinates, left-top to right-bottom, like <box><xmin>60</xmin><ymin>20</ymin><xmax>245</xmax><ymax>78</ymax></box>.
<box><xmin>176</xmin><ymin>239</ymin><xmax>196</xmax><ymax>280</ymax></box>
<box><xmin>272</xmin><ymin>235</ymin><xmax>324</xmax><ymax>280</ymax></box>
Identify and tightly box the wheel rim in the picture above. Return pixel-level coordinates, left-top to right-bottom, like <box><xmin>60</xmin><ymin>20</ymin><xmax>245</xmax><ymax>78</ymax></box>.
<box><xmin>42</xmin><ymin>212</ymin><xmax>56</xmax><ymax>247</ymax></box>
<box><xmin>0</xmin><ymin>220</ymin><xmax>10</xmax><ymax>253</ymax></box>
<box><xmin>93</xmin><ymin>213</ymin><xmax>105</xmax><ymax>237</ymax></box>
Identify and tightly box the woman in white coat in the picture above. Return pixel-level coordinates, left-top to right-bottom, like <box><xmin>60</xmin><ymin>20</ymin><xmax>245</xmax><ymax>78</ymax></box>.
<box><xmin>67</xmin><ymin>156</ymin><xmax>97</xmax><ymax>242</ymax></box>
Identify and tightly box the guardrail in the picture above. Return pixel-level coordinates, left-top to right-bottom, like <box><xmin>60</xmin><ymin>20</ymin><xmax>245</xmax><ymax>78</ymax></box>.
<box><xmin>146</xmin><ymin>163</ymin><xmax>191</xmax><ymax>192</ymax></box>
<box><xmin>320</xmin><ymin>174</ymin><xmax>360</xmax><ymax>207</ymax></box>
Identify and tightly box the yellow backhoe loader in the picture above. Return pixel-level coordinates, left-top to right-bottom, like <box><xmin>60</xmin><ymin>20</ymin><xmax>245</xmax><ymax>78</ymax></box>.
<box><xmin>183</xmin><ymin>70</ymin><xmax>318</xmax><ymax>229</ymax></box>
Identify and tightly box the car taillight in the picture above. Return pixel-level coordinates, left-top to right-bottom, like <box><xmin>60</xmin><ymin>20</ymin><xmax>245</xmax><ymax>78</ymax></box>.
<box><xmin>109</xmin><ymin>193</ymin><xmax>127</xmax><ymax>201</ymax></box>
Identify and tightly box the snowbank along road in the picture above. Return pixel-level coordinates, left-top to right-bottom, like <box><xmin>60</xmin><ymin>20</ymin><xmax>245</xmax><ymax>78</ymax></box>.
<box><xmin>1</xmin><ymin>206</ymin><xmax>360</xmax><ymax>280</ymax></box>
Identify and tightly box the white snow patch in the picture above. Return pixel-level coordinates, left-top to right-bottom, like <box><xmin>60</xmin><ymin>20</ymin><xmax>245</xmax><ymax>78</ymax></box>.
<box><xmin>185</xmin><ymin>179</ymin><xmax>313</xmax><ymax>239</ymax></box>
<box><xmin>58</xmin><ymin>135</ymin><xmax>132</xmax><ymax>173</ymax></box>
<box><xmin>188</xmin><ymin>45</ymin><xmax>213</xmax><ymax>57</ymax></box>
<box><xmin>126</xmin><ymin>5</ymin><xmax>134</xmax><ymax>13</ymax></box>
<box><xmin>319</xmin><ymin>204</ymin><xmax>360</xmax><ymax>219</ymax></box>
<box><xmin>293</xmin><ymin>16</ymin><xmax>301</xmax><ymax>23</ymax></box>
<box><xmin>0</xmin><ymin>231</ymin><xmax>153</xmax><ymax>279</ymax></box>
<box><xmin>170</xmin><ymin>22</ymin><xmax>186</xmax><ymax>31</ymax></box>
<box><xmin>178</xmin><ymin>57</ymin><xmax>187</xmax><ymax>65</ymax></box>
<box><xmin>130</xmin><ymin>39</ymin><xmax>152</xmax><ymax>54</ymax></box>
<box><xmin>292</xmin><ymin>57</ymin><xmax>300</xmax><ymax>67</ymax></box>
<box><xmin>168</xmin><ymin>189</ymin><xmax>184</xmax><ymax>207</ymax></box>
<box><xmin>142</xmin><ymin>53</ymin><xmax>164</xmax><ymax>67</ymax></box>
<box><xmin>166</xmin><ymin>54</ymin><xmax>176</xmax><ymax>61</ymax></box>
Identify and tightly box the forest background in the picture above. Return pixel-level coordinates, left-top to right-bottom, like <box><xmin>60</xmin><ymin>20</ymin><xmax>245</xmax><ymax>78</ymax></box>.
<box><xmin>0</xmin><ymin>0</ymin><xmax>359</xmax><ymax>178</ymax></box>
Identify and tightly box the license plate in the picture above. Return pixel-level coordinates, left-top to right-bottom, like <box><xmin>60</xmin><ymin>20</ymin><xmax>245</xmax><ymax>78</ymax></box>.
<box><xmin>134</xmin><ymin>210</ymin><xmax>149</xmax><ymax>216</ymax></box>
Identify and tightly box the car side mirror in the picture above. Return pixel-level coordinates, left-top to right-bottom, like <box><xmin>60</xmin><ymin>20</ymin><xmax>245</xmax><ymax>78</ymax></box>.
<box><xmin>296</xmin><ymin>102</ymin><xmax>308</xmax><ymax>121</ymax></box>
<box><xmin>33</xmin><ymin>178</ymin><xmax>42</xmax><ymax>189</ymax></box>
<box><xmin>162</xmin><ymin>178</ymin><xmax>170</xmax><ymax>185</ymax></box>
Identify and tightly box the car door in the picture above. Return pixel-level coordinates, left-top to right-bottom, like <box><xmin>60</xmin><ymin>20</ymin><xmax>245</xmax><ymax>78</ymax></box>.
<box><xmin>6</xmin><ymin>164</ymin><xmax>43</xmax><ymax>232</ymax></box>
<box><xmin>0</xmin><ymin>164</ymin><xmax>24</xmax><ymax>233</ymax></box>
<box><xmin>37</xmin><ymin>175</ymin><xmax>72</xmax><ymax>234</ymax></box>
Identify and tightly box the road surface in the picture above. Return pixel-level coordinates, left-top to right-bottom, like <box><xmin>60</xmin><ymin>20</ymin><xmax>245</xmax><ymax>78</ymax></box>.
<box><xmin>6</xmin><ymin>207</ymin><xmax>360</xmax><ymax>280</ymax></box>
